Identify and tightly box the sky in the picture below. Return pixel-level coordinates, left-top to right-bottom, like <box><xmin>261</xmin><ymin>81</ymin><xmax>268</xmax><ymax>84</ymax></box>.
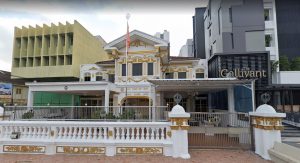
<box><xmin>0</xmin><ymin>0</ymin><xmax>207</xmax><ymax>72</ymax></box>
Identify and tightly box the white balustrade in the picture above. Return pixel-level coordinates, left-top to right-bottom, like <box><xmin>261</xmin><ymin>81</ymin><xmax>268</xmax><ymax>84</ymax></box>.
<box><xmin>0</xmin><ymin>105</ymin><xmax>190</xmax><ymax>159</ymax></box>
<box><xmin>0</xmin><ymin>121</ymin><xmax>170</xmax><ymax>143</ymax></box>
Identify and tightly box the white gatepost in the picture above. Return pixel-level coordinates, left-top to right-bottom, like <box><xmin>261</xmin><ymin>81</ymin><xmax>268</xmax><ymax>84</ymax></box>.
<box><xmin>104</xmin><ymin>89</ymin><xmax>110</xmax><ymax>113</ymax></box>
<box><xmin>0</xmin><ymin>106</ymin><xmax>3</xmax><ymax>121</ymax></box>
<box><xmin>249</xmin><ymin>104</ymin><xmax>286</xmax><ymax>160</ymax></box>
<box><xmin>168</xmin><ymin>104</ymin><xmax>190</xmax><ymax>159</ymax></box>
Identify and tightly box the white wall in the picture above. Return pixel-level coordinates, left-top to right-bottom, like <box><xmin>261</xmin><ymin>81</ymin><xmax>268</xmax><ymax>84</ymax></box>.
<box><xmin>273</xmin><ymin>71</ymin><xmax>300</xmax><ymax>84</ymax></box>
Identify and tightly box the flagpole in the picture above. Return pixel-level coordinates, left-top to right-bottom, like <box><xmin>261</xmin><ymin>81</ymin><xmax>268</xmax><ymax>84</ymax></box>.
<box><xmin>125</xmin><ymin>13</ymin><xmax>130</xmax><ymax>106</ymax></box>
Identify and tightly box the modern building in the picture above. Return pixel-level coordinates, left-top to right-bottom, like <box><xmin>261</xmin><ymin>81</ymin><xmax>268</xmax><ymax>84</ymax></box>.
<box><xmin>0</xmin><ymin>70</ymin><xmax>28</xmax><ymax>106</ymax></box>
<box><xmin>201</xmin><ymin>0</ymin><xmax>270</xmax><ymax>109</ymax></box>
<box><xmin>260</xmin><ymin>0</ymin><xmax>300</xmax><ymax>113</ymax></box>
<box><xmin>195</xmin><ymin>0</ymin><xmax>300</xmax><ymax>112</ymax></box>
<box><xmin>193</xmin><ymin>7</ymin><xmax>206</xmax><ymax>59</ymax></box>
<box><xmin>178</xmin><ymin>39</ymin><xmax>194</xmax><ymax>57</ymax></box>
<box><xmin>11</xmin><ymin>20</ymin><xmax>109</xmax><ymax>81</ymax></box>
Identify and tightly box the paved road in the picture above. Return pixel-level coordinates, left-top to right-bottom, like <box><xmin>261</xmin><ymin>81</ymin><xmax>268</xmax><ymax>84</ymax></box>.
<box><xmin>0</xmin><ymin>149</ymin><xmax>270</xmax><ymax>163</ymax></box>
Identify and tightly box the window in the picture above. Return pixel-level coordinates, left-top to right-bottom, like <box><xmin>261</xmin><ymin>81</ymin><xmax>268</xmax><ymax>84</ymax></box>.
<box><xmin>229</xmin><ymin>7</ymin><xmax>232</xmax><ymax>23</ymax></box>
<box><xmin>165</xmin><ymin>72</ymin><xmax>174</xmax><ymax>79</ymax></box>
<box><xmin>148</xmin><ymin>63</ymin><xmax>153</xmax><ymax>75</ymax></box>
<box><xmin>84</xmin><ymin>76</ymin><xmax>91</xmax><ymax>81</ymax></box>
<box><xmin>122</xmin><ymin>64</ymin><xmax>126</xmax><ymax>76</ymax></box>
<box><xmin>165</xmin><ymin>98</ymin><xmax>187</xmax><ymax>110</ymax></box>
<box><xmin>16</xmin><ymin>88</ymin><xmax>22</xmax><ymax>94</ymax></box>
<box><xmin>84</xmin><ymin>73</ymin><xmax>91</xmax><ymax>81</ymax></box>
<box><xmin>178</xmin><ymin>72</ymin><xmax>187</xmax><ymax>79</ymax></box>
<box><xmin>264</xmin><ymin>9</ymin><xmax>271</xmax><ymax>21</ymax></box>
<box><xmin>108</xmin><ymin>74</ymin><xmax>115</xmax><ymax>83</ymax></box>
<box><xmin>196</xmin><ymin>73</ymin><xmax>204</xmax><ymax>78</ymax></box>
<box><xmin>96</xmin><ymin>76</ymin><xmax>103</xmax><ymax>81</ymax></box>
<box><xmin>265</xmin><ymin>34</ymin><xmax>272</xmax><ymax>47</ymax></box>
<box><xmin>132</xmin><ymin>63</ymin><xmax>143</xmax><ymax>76</ymax></box>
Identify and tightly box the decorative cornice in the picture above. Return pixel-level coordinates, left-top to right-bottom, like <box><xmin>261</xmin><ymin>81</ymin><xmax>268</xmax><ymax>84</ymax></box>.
<box><xmin>252</xmin><ymin>116</ymin><xmax>284</xmax><ymax>130</ymax></box>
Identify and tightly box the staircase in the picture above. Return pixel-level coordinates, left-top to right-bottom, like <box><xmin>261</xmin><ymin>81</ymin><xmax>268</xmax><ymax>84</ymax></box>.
<box><xmin>281</xmin><ymin>123</ymin><xmax>300</xmax><ymax>138</ymax></box>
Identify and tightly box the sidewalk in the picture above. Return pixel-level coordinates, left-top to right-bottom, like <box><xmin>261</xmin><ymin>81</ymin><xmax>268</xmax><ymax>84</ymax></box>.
<box><xmin>0</xmin><ymin>149</ymin><xmax>270</xmax><ymax>163</ymax></box>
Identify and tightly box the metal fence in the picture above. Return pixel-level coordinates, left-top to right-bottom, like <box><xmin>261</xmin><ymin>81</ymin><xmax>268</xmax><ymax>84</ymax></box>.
<box><xmin>283</xmin><ymin>112</ymin><xmax>300</xmax><ymax>127</ymax></box>
<box><xmin>3</xmin><ymin>106</ymin><xmax>170</xmax><ymax>122</ymax></box>
<box><xmin>188</xmin><ymin>112</ymin><xmax>251</xmax><ymax>149</ymax></box>
<box><xmin>189</xmin><ymin>112</ymin><xmax>250</xmax><ymax>128</ymax></box>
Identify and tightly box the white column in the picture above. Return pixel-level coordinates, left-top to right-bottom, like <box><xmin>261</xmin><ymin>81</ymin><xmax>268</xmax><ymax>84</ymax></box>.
<box><xmin>105</xmin><ymin>89</ymin><xmax>110</xmax><ymax>113</ymax></box>
<box><xmin>27</xmin><ymin>89</ymin><xmax>34</xmax><ymax>107</ymax></box>
<box><xmin>227</xmin><ymin>86</ymin><xmax>235</xmax><ymax>113</ymax></box>
<box><xmin>250</xmin><ymin>105</ymin><xmax>286</xmax><ymax>160</ymax></box>
<box><xmin>251</xmin><ymin>80</ymin><xmax>256</xmax><ymax>111</ymax></box>
<box><xmin>168</xmin><ymin>105</ymin><xmax>190</xmax><ymax>159</ymax></box>
<box><xmin>227</xmin><ymin>86</ymin><xmax>236</xmax><ymax>126</ymax></box>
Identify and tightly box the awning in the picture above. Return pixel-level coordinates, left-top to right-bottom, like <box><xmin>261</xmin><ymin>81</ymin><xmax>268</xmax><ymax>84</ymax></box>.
<box><xmin>148</xmin><ymin>78</ymin><xmax>254</xmax><ymax>92</ymax></box>
<box><xmin>26</xmin><ymin>81</ymin><xmax>120</xmax><ymax>95</ymax></box>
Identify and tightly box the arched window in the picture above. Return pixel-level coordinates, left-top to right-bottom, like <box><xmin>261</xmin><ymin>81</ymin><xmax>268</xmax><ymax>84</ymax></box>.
<box><xmin>96</xmin><ymin>72</ymin><xmax>103</xmax><ymax>81</ymax></box>
<box><xmin>84</xmin><ymin>72</ymin><xmax>91</xmax><ymax>81</ymax></box>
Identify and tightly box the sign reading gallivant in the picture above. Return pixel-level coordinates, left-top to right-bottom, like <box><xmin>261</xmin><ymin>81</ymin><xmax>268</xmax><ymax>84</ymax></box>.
<box><xmin>220</xmin><ymin>68</ymin><xmax>267</xmax><ymax>78</ymax></box>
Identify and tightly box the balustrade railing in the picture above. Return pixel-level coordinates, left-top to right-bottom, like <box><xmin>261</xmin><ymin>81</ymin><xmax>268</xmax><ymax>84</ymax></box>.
<box><xmin>0</xmin><ymin>121</ymin><xmax>170</xmax><ymax>142</ymax></box>
<box><xmin>189</xmin><ymin>112</ymin><xmax>250</xmax><ymax>127</ymax></box>
<box><xmin>3</xmin><ymin>106</ymin><xmax>169</xmax><ymax>122</ymax></box>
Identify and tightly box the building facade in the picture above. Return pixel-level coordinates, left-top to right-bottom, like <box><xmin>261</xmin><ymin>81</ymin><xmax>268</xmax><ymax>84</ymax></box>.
<box><xmin>193</xmin><ymin>8</ymin><xmax>206</xmax><ymax>59</ymax></box>
<box><xmin>179</xmin><ymin>39</ymin><xmax>194</xmax><ymax>57</ymax></box>
<box><xmin>11</xmin><ymin>20</ymin><xmax>109</xmax><ymax>81</ymax></box>
<box><xmin>0</xmin><ymin>70</ymin><xmax>28</xmax><ymax>106</ymax></box>
<box><xmin>198</xmin><ymin>0</ymin><xmax>300</xmax><ymax>111</ymax></box>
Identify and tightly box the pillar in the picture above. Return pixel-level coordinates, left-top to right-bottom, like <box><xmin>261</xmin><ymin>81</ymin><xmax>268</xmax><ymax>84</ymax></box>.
<box><xmin>105</xmin><ymin>89</ymin><xmax>110</xmax><ymax>113</ymax></box>
<box><xmin>27</xmin><ymin>89</ymin><xmax>34</xmax><ymax>107</ymax></box>
<box><xmin>227</xmin><ymin>86</ymin><xmax>235</xmax><ymax>113</ymax></box>
<box><xmin>249</xmin><ymin>104</ymin><xmax>286</xmax><ymax>160</ymax></box>
<box><xmin>227</xmin><ymin>86</ymin><xmax>236</xmax><ymax>126</ymax></box>
<box><xmin>168</xmin><ymin>104</ymin><xmax>190</xmax><ymax>159</ymax></box>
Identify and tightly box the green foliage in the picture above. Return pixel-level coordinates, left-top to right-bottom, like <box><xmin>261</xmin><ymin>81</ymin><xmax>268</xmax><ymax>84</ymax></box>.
<box><xmin>279</xmin><ymin>56</ymin><xmax>291</xmax><ymax>71</ymax></box>
<box><xmin>290</xmin><ymin>57</ymin><xmax>300</xmax><ymax>71</ymax></box>
<box><xmin>279</xmin><ymin>56</ymin><xmax>300</xmax><ymax>71</ymax></box>
<box><xmin>265</xmin><ymin>35</ymin><xmax>272</xmax><ymax>47</ymax></box>
<box><xmin>22</xmin><ymin>111</ymin><xmax>34</xmax><ymax>119</ymax></box>
<box><xmin>119</xmin><ymin>110</ymin><xmax>135</xmax><ymax>119</ymax></box>
<box><xmin>91</xmin><ymin>110</ymin><xmax>106</xmax><ymax>119</ymax></box>
<box><xmin>271</xmin><ymin>60</ymin><xmax>279</xmax><ymax>73</ymax></box>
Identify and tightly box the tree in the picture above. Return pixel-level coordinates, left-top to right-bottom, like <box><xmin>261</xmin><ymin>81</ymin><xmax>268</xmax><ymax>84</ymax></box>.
<box><xmin>290</xmin><ymin>57</ymin><xmax>300</xmax><ymax>71</ymax></box>
<box><xmin>279</xmin><ymin>56</ymin><xmax>291</xmax><ymax>71</ymax></box>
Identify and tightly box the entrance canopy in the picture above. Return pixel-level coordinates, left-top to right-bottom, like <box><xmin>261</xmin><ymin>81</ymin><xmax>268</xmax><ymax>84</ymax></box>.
<box><xmin>26</xmin><ymin>81</ymin><xmax>119</xmax><ymax>94</ymax></box>
<box><xmin>148</xmin><ymin>78</ymin><xmax>254</xmax><ymax>92</ymax></box>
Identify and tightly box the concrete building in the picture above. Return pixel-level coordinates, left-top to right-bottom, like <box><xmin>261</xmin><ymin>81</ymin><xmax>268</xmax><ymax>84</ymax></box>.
<box><xmin>193</xmin><ymin>8</ymin><xmax>206</xmax><ymax>59</ymax></box>
<box><xmin>178</xmin><ymin>39</ymin><xmax>194</xmax><ymax>57</ymax></box>
<box><xmin>0</xmin><ymin>70</ymin><xmax>28</xmax><ymax>106</ymax></box>
<box><xmin>203</xmin><ymin>0</ymin><xmax>270</xmax><ymax>89</ymax></box>
<box><xmin>197</xmin><ymin>0</ymin><xmax>300</xmax><ymax>111</ymax></box>
<box><xmin>11</xmin><ymin>20</ymin><xmax>109</xmax><ymax>81</ymax></box>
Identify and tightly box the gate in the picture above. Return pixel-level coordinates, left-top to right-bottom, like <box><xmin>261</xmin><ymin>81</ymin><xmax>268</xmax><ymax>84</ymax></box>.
<box><xmin>188</xmin><ymin>112</ymin><xmax>252</xmax><ymax>149</ymax></box>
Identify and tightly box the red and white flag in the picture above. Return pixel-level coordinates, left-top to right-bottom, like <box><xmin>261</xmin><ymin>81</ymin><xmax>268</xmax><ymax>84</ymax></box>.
<box><xmin>126</xmin><ymin>21</ymin><xmax>130</xmax><ymax>48</ymax></box>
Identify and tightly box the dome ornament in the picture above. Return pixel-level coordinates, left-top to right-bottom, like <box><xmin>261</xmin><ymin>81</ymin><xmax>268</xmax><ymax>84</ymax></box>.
<box><xmin>261</xmin><ymin>92</ymin><xmax>271</xmax><ymax>104</ymax></box>
<box><xmin>173</xmin><ymin>93</ymin><xmax>182</xmax><ymax>105</ymax></box>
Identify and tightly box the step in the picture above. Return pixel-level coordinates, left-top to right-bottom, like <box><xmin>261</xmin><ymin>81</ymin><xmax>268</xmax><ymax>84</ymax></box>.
<box><xmin>282</xmin><ymin>130</ymin><xmax>300</xmax><ymax>133</ymax></box>
<box><xmin>281</xmin><ymin>133</ymin><xmax>300</xmax><ymax>137</ymax></box>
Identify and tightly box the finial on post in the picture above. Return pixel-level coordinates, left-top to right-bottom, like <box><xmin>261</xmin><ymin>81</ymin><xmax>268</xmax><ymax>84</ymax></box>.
<box><xmin>126</xmin><ymin>13</ymin><xmax>131</xmax><ymax>20</ymax></box>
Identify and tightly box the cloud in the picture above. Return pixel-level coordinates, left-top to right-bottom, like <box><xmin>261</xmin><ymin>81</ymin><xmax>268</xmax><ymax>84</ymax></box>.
<box><xmin>0</xmin><ymin>0</ymin><xmax>208</xmax><ymax>71</ymax></box>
